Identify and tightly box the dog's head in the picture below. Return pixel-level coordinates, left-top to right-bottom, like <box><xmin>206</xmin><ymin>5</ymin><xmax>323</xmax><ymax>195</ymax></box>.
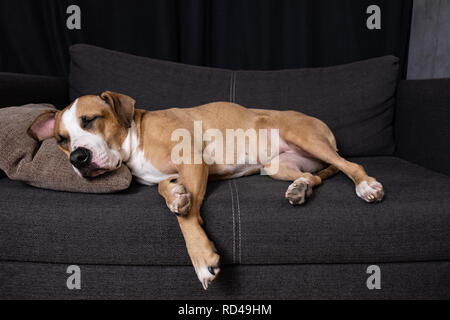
<box><xmin>28</xmin><ymin>91</ymin><xmax>135</xmax><ymax>178</ymax></box>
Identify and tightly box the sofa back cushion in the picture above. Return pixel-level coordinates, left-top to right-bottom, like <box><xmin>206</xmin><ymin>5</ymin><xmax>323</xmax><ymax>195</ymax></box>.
<box><xmin>70</xmin><ymin>44</ymin><xmax>399</xmax><ymax>156</ymax></box>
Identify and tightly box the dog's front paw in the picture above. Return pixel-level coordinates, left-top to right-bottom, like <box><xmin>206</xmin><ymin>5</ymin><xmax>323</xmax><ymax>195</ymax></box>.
<box><xmin>285</xmin><ymin>177</ymin><xmax>313</xmax><ymax>205</ymax></box>
<box><xmin>356</xmin><ymin>180</ymin><xmax>384</xmax><ymax>203</ymax></box>
<box><xmin>196</xmin><ymin>264</ymin><xmax>220</xmax><ymax>290</ymax></box>
<box><xmin>192</xmin><ymin>251</ymin><xmax>220</xmax><ymax>290</ymax></box>
<box><xmin>168</xmin><ymin>185</ymin><xmax>191</xmax><ymax>216</ymax></box>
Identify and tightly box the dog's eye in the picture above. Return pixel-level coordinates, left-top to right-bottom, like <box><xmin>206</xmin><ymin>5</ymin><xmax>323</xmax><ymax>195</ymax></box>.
<box><xmin>57</xmin><ymin>135</ymin><xmax>68</xmax><ymax>145</ymax></box>
<box><xmin>81</xmin><ymin>116</ymin><xmax>102</xmax><ymax>129</ymax></box>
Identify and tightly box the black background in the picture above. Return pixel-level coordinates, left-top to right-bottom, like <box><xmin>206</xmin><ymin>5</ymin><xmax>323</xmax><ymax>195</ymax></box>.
<box><xmin>0</xmin><ymin>0</ymin><xmax>412</xmax><ymax>77</ymax></box>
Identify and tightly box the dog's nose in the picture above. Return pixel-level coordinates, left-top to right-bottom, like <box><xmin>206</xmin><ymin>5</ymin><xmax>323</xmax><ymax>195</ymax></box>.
<box><xmin>70</xmin><ymin>147</ymin><xmax>92</xmax><ymax>169</ymax></box>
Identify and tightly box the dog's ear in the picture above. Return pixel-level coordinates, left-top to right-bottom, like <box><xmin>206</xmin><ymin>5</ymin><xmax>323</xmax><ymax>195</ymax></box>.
<box><xmin>100</xmin><ymin>91</ymin><xmax>135</xmax><ymax>128</ymax></box>
<box><xmin>28</xmin><ymin>110</ymin><xmax>57</xmax><ymax>141</ymax></box>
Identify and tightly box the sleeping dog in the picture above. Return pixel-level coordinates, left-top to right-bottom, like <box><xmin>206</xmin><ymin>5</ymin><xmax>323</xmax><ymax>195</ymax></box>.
<box><xmin>28</xmin><ymin>91</ymin><xmax>384</xmax><ymax>289</ymax></box>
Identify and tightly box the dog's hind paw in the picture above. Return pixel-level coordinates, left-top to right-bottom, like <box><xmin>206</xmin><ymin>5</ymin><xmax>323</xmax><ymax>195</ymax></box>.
<box><xmin>356</xmin><ymin>180</ymin><xmax>384</xmax><ymax>203</ymax></box>
<box><xmin>169</xmin><ymin>185</ymin><xmax>191</xmax><ymax>216</ymax></box>
<box><xmin>285</xmin><ymin>177</ymin><xmax>313</xmax><ymax>205</ymax></box>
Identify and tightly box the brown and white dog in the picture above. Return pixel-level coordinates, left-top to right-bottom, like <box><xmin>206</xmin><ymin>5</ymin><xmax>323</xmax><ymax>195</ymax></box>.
<box><xmin>28</xmin><ymin>91</ymin><xmax>384</xmax><ymax>290</ymax></box>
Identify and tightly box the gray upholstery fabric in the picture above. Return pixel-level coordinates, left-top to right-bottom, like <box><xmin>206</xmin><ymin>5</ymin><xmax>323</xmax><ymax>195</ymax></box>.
<box><xmin>1</xmin><ymin>157</ymin><xmax>449</xmax><ymax>266</ymax></box>
<box><xmin>69</xmin><ymin>44</ymin><xmax>231</xmax><ymax>110</ymax></box>
<box><xmin>69</xmin><ymin>44</ymin><xmax>399</xmax><ymax>156</ymax></box>
<box><xmin>233</xmin><ymin>57</ymin><xmax>399</xmax><ymax>156</ymax></box>
<box><xmin>1</xmin><ymin>260</ymin><xmax>449</xmax><ymax>299</ymax></box>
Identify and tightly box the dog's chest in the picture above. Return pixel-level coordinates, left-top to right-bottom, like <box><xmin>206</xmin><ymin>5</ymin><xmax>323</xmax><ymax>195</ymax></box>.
<box><xmin>126</xmin><ymin>150</ymin><xmax>177</xmax><ymax>185</ymax></box>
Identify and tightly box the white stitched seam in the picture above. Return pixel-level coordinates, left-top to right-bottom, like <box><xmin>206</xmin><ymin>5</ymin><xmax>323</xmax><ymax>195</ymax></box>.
<box><xmin>232</xmin><ymin>72</ymin><xmax>236</xmax><ymax>103</ymax></box>
<box><xmin>233</xmin><ymin>180</ymin><xmax>242</xmax><ymax>264</ymax></box>
<box><xmin>229</xmin><ymin>72</ymin><xmax>234</xmax><ymax>103</ymax></box>
<box><xmin>228</xmin><ymin>74</ymin><xmax>237</xmax><ymax>264</ymax></box>
<box><xmin>229</xmin><ymin>180</ymin><xmax>236</xmax><ymax>264</ymax></box>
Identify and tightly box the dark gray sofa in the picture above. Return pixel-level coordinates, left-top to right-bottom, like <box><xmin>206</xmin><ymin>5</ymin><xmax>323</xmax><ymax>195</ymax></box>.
<box><xmin>0</xmin><ymin>46</ymin><xmax>449</xmax><ymax>299</ymax></box>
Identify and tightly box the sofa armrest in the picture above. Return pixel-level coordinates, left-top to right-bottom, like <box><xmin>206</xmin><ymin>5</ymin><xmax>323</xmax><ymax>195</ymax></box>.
<box><xmin>395</xmin><ymin>79</ymin><xmax>450</xmax><ymax>176</ymax></box>
<box><xmin>0</xmin><ymin>73</ymin><xmax>68</xmax><ymax>178</ymax></box>
<box><xmin>0</xmin><ymin>72</ymin><xmax>68</xmax><ymax>109</ymax></box>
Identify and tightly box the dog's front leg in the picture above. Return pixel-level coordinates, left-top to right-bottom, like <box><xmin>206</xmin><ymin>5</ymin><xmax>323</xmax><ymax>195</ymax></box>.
<box><xmin>173</xmin><ymin>163</ymin><xmax>220</xmax><ymax>290</ymax></box>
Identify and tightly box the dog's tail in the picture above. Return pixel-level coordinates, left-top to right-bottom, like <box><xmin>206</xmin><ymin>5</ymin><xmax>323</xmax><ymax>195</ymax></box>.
<box><xmin>317</xmin><ymin>164</ymin><xmax>339</xmax><ymax>181</ymax></box>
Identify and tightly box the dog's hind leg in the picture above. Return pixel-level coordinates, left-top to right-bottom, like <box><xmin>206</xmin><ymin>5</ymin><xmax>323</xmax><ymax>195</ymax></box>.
<box><xmin>303</xmin><ymin>143</ymin><xmax>383</xmax><ymax>202</ymax></box>
<box><xmin>265</xmin><ymin>159</ymin><xmax>324</xmax><ymax>205</ymax></box>
<box><xmin>281</xmin><ymin>117</ymin><xmax>384</xmax><ymax>202</ymax></box>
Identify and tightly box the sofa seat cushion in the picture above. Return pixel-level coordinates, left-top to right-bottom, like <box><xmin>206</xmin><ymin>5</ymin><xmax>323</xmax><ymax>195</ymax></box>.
<box><xmin>0</xmin><ymin>157</ymin><xmax>449</xmax><ymax>266</ymax></box>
